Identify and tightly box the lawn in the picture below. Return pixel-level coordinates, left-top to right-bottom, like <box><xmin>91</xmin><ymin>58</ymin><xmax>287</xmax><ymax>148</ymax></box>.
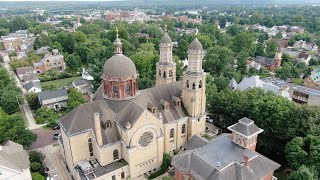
<box><xmin>41</xmin><ymin>76</ymin><xmax>82</xmax><ymax>89</ymax></box>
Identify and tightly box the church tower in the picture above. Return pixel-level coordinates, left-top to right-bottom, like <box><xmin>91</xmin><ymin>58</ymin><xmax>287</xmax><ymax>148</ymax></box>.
<box><xmin>156</xmin><ymin>25</ymin><xmax>176</xmax><ymax>86</ymax></box>
<box><xmin>274</xmin><ymin>46</ymin><xmax>282</xmax><ymax>69</ymax></box>
<box><xmin>182</xmin><ymin>35</ymin><xmax>206</xmax><ymax>138</ymax></box>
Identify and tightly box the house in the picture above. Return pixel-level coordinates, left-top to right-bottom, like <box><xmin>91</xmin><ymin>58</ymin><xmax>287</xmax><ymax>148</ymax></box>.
<box><xmin>297</xmin><ymin>52</ymin><xmax>311</xmax><ymax>64</ymax></box>
<box><xmin>0</xmin><ymin>141</ymin><xmax>32</xmax><ymax>180</ymax></box>
<box><xmin>230</xmin><ymin>76</ymin><xmax>291</xmax><ymax>100</ymax></box>
<box><xmin>72</xmin><ymin>79</ymin><xmax>90</xmax><ymax>94</ymax></box>
<box><xmin>81</xmin><ymin>68</ymin><xmax>94</xmax><ymax>81</ymax></box>
<box><xmin>38</xmin><ymin>89</ymin><xmax>68</xmax><ymax>110</ymax></box>
<box><xmin>253</xmin><ymin>47</ymin><xmax>282</xmax><ymax>72</ymax></box>
<box><xmin>35</xmin><ymin>46</ymin><xmax>49</xmax><ymax>55</ymax></box>
<box><xmin>304</xmin><ymin>66</ymin><xmax>320</xmax><ymax>91</ymax></box>
<box><xmin>172</xmin><ymin>118</ymin><xmax>280</xmax><ymax>180</ymax></box>
<box><xmin>24</xmin><ymin>80</ymin><xmax>42</xmax><ymax>93</ymax></box>
<box><xmin>33</xmin><ymin>49</ymin><xmax>65</xmax><ymax>74</ymax></box>
<box><xmin>58</xmin><ymin>32</ymin><xmax>207</xmax><ymax>179</ymax></box>
<box><xmin>16</xmin><ymin>66</ymin><xmax>38</xmax><ymax>82</ymax></box>
<box><xmin>290</xmin><ymin>26</ymin><xmax>304</xmax><ymax>33</ymax></box>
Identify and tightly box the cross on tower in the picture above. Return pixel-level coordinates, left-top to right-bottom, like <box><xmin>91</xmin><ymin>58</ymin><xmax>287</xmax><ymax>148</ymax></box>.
<box><xmin>116</xmin><ymin>27</ymin><xmax>119</xmax><ymax>38</ymax></box>
<box><xmin>164</xmin><ymin>24</ymin><xmax>168</xmax><ymax>33</ymax></box>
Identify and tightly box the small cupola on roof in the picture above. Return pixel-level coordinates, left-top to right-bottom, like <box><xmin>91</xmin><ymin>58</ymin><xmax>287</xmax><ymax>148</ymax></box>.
<box><xmin>160</xmin><ymin>25</ymin><xmax>172</xmax><ymax>44</ymax></box>
<box><xmin>228</xmin><ymin>117</ymin><xmax>263</xmax><ymax>151</ymax></box>
<box><xmin>102</xmin><ymin>27</ymin><xmax>139</xmax><ymax>101</ymax></box>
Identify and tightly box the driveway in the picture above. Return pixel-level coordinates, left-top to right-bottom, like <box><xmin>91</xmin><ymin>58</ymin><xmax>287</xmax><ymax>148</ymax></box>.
<box><xmin>38</xmin><ymin>145</ymin><xmax>72</xmax><ymax>180</ymax></box>
<box><xmin>29</xmin><ymin>127</ymin><xmax>60</xmax><ymax>149</ymax></box>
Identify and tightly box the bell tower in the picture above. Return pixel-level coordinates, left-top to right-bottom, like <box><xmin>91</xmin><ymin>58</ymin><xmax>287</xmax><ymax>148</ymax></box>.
<box><xmin>156</xmin><ymin>25</ymin><xmax>176</xmax><ymax>86</ymax></box>
<box><xmin>182</xmin><ymin>33</ymin><xmax>206</xmax><ymax>138</ymax></box>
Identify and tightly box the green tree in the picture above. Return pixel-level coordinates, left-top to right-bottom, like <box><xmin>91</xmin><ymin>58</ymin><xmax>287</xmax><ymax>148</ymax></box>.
<box><xmin>204</xmin><ymin>46</ymin><xmax>234</xmax><ymax>76</ymax></box>
<box><xmin>226</xmin><ymin>24</ymin><xmax>244</xmax><ymax>36</ymax></box>
<box><xmin>264</xmin><ymin>41</ymin><xmax>277</xmax><ymax>58</ymax></box>
<box><xmin>0</xmin><ymin>28</ymin><xmax>9</xmax><ymax>36</ymax></box>
<box><xmin>275</xmin><ymin>62</ymin><xmax>300</xmax><ymax>80</ymax></box>
<box><xmin>65</xmin><ymin>54</ymin><xmax>82</xmax><ymax>73</ymax></box>
<box><xmin>232</xmin><ymin>32</ymin><xmax>255</xmax><ymax>55</ymax></box>
<box><xmin>67</xmin><ymin>88</ymin><xmax>86</xmax><ymax>112</ymax></box>
<box><xmin>29</xmin><ymin>150</ymin><xmax>45</xmax><ymax>163</ymax></box>
<box><xmin>33</xmin><ymin>34</ymin><xmax>50</xmax><ymax>50</ymax></box>
<box><xmin>31</xmin><ymin>162</ymin><xmax>41</xmax><ymax>171</ymax></box>
<box><xmin>26</xmin><ymin>93</ymin><xmax>40</xmax><ymax>110</ymax></box>
<box><xmin>288</xmin><ymin>166</ymin><xmax>317</xmax><ymax>180</ymax></box>
<box><xmin>35</xmin><ymin>107</ymin><xmax>58</xmax><ymax>124</ymax></box>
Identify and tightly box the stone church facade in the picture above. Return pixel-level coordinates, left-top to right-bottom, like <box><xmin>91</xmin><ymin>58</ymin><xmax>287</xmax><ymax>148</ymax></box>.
<box><xmin>59</xmin><ymin>30</ymin><xmax>206</xmax><ymax>180</ymax></box>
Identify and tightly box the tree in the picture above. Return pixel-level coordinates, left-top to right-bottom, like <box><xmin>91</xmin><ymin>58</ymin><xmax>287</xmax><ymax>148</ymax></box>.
<box><xmin>0</xmin><ymin>28</ymin><xmax>9</xmax><ymax>36</ymax></box>
<box><xmin>29</xmin><ymin>150</ymin><xmax>45</xmax><ymax>163</ymax></box>
<box><xmin>35</xmin><ymin>107</ymin><xmax>58</xmax><ymax>125</ymax></box>
<box><xmin>226</xmin><ymin>24</ymin><xmax>244</xmax><ymax>36</ymax></box>
<box><xmin>67</xmin><ymin>88</ymin><xmax>85</xmax><ymax>112</ymax></box>
<box><xmin>33</xmin><ymin>34</ymin><xmax>50</xmax><ymax>50</ymax></box>
<box><xmin>232</xmin><ymin>32</ymin><xmax>255</xmax><ymax>55</ymax></box>
<box><xmin>31</xmin><ymin>162</ymin><xmax>41</xmax><ymax>171</ymax></box>
<box><xmin>65</xmin><ymin>54</ymin><xmax>82</xmax><ymax>73</ymax></box>
<box><xmin>264</xmin><ymin>41</ymin><xmax>277</xmax><ymax>58</ymax></box>
<box><xmin>274</xmin><ymin>32</ymin><xmax>283</xmax><ymax>39</ymax></box>
<box><xmin>275</xmin><ymin>62</ymin><xmax>300</xmax><ymax>80</ymax></box>
<box><xmin>26</xmin><ymin>93</ymin><xmax>40</xmax><ymax>110</ymax></box>
<box><xmin>204</xmin><ymin>46</ymin><xmax>234</xmax><ymax>76</ymax></box>
<box><xmin>288</xmin><ymin>166</ymin><xmax>318</xmax><ymax>180</ymax></box>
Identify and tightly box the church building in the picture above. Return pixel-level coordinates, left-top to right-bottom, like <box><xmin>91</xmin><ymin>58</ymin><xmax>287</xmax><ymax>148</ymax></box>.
<box><xmin>59</xmin><ymin>29</ymin><xmax>207</xmax><ymax>180</ymax></box>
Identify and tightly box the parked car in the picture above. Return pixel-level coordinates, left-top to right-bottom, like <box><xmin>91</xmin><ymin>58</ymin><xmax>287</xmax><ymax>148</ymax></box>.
<box><xmin>53</xmin><ymin>133</ymin><xmax>60</xmax><ymax>140</ymax></box>
<box><xmin>53</xmin><ymin>124</ymin><xmax>60</xmax><ymax>130</ymax></box>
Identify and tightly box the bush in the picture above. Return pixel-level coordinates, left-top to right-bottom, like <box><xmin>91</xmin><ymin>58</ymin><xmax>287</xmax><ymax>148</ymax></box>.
<box><xmin>148</xmin><ymin>153</ymin><xmax>171</xmax><ymax>179</ymax></box>
<box><xmin>35</xmin><ymin>107</ymin><xmax>58</xmax><ymax>124</ymax></box>
<box><xmin>29</xmin><ymin>150</ymin><xmax>45</xmax><ymax>163</ymax></box>
<box><xmin>31</xmin><ymin>172</ymin><xmax>45</xmax><ymax>180</ymax></box>
<box><xmin>31</xmin><ymin>162</ymin><xmax>41</xmax><ymax>171</ymax></box>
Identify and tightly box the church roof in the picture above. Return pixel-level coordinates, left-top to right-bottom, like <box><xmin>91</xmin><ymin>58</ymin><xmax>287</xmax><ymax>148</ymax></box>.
<box><xmin>103</xmin><ymin>54</ymin><xmax>137</xmax><ymax>78</ymax></box>
<box><xmin>60</xmin><ymin>81</ymin><xmax>188</xmax><ymax>144</ymax></box>
<box><xmin>160</xmin><ymin>33</ymin><xmax>172</xmax><ymax>44</ymax></box>
<box><xmin>189</xmin><ymin>38</ymin><xmax>202</xmax><ymax>50</ymax></box>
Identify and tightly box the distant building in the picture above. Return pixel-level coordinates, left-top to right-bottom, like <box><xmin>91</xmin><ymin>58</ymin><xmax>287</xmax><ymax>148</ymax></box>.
<box><xmin>297</xmin><ymin>52</ymin><xmax>311</xmax><ymax>65</ymax></box>
<box><xmin>24</xmin><ymin>80</ymin><xmax>42</xmax><ymax>93</ymax></box>
<box><xmin>304</xmin><ymin>66</ymin><xmax>320</xmax><ymax>91</ymax></box>
<box><xmin>38</xmin><ymin>89</ymin><xmax>68</xmax><ymax>110</ymax></box>
<box><xmin>33</xmin><ymin>49</ymin><xmax>65</xmax><ymax>74</ymax></box>
<box><xmin>172</xmin><ymin>118</ymin><xmax>280</xmax><ymax>180</ymax></box>
<box><xmin>230</xmin><ymin>76</ymin><xmax>291</xmax><ymax>100</ymax></box>
<box><xmin>163</xmin><ymin>12</ymin><xmax>173</xmax><ymax>20</ymax></box>
<box><xmin>1</xmin><ymin>30</ymin><xmax>31</xmax><ymax>52</ymax></box>
<box><xmin>290</xmin><ymin>26</ymin><xmax>304</xmax><ymax>33</ymax></box>
<box><xmin>81</xmin><ymin>68</ymin><xmax>94</xmax><ymax>81</ymax></box>
<box><xmin>72</xmin><ymin>79</ymin><xmax>90</xmax><ymax>94</ymax></box>
<box><xmin>134</xmin><ymin>33</ymin><xmax>150</xmax><ymax>40</ymax></box>
<box><xmin>16</xmin><ymin>66</ymin><xmax>38</xmax><ymax>82</ymax></box>
<box><xmin>0</xmin><ymin>141</ymin><xmax>32</xmax><ymax>180</ymax></box>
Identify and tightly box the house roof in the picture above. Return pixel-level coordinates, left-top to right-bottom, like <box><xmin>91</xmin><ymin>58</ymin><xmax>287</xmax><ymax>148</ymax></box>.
<box><xmin>60</xmin><ymin>81</ymin><xmax>188</xmax><ymax>141</ymax></box>
<box><xmin>254</xmin><ymin>56</ymin><xmax>275</xmax><ymax>66</ymax></box>
<box><xmin>16</xmin><ymin>66</ymin><xmax>34</xmax><ymax>76</ymax></box>
<box><xmin>0</xmin><ymin>141</ymin><xmax>30</xmax><ymax>172</ymax></box>
<box><xmin>298</xmin><ymin>52</ymin><xmax>310</xmax><ymax>60</ymax></box>
<box><xmin>23</xmin><ymin>74</ymin><xmax>39</xmax><ymax>82</ymax></box>
<box><xmin>171</xmin><ymin>134</ymin><xmax>280</xmax><ymax>180</ymax></box>
<box><xmin>38</xmin><ymin>89</ymin><xmax>68</xmax><ymax>101</ymax></box>
<box><xmin>24</xmin><ymin>80</ymin><xmax>41</xmax><ymax>91</ymax></box>
<box><xmin>73</xmin><ymin>79</ymin><xmax>89</xmax><ymax>87</ymax></box>
<box><xmin>227</xmin><ymin>117</ymin><xmax>263</xmax><ymax>137</ymax></box>
<box><xmin>184</xmin><ymin>135</ymin><xmax>209</xmax><ymax>150</ymax></box>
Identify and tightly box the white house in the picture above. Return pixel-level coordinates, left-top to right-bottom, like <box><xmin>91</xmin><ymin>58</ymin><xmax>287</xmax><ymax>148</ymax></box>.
<box><xmin>0</xmin><ymin>141</ymin><xmax>32</xmax><ymax>180</ymax></box>
<box><xmin>24</xmin><ymin>80</ymin><xmax>42</xmax><ymax>93</ymax></box>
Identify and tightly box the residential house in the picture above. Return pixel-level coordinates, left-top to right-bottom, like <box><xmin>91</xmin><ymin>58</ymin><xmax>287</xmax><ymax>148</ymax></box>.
<box><xmin>297</xmin><ymin>52</ymin><xmax>311</xmax><ymax>65</ymax></box>
<box><xmin>81</xmin><ymin>68</ymin><xmax>94</xmax><ymax>81</ymax></box>
<box><xmin>16</xmin><ymin>66</ymin><xmax>38</xmax><ymax>82</ymax></box>
<box><xmin>72</xmin><ymin>79</ymin><xmax>90</xmax><ymax>94</ymax></box>
<box><xmin>290</xmin><ymin>26</ymin><xmax>304</xmax><ymax>33</ymax></box>
<box><xmin>134</xmin><ymin>33</ymin><xmax>150</xmax><ymax>40</ymax></box>
<box><xmin>24</xmin><ymin>80</ymin><xmax>42</xmax><ymax>93</ymax></box>
<box><xmin>0</xmin><ymin>141</ymin><xmax>32</xmax><ymax>180</ymax></box>
<box><xmin>172</xmin><ymin>118</ymin><xmax>280</xmax><ymax>180</ymax></box>
<box><xmin>38</xmin><ymin>89</ymin><xmax>68</xmax><ymax>110</ymax></box>
<box><xmin>304</xmin><ymin>66</ymin><xmax>320</xmax><ymax>90</ymax></box>
<box><xmin>35</xmin><ymin>46</ymin><xmax>49</xmax><ymax>55</ymax></box>
<box><xmin>33</xmin><ymin>49</ymin><xmax>65</xmax><ymax>74</ymax></box>
<box><xmin>230</xmin><ymin>76</ymin><xmax>291</xmax><ymax>100</ymax></box>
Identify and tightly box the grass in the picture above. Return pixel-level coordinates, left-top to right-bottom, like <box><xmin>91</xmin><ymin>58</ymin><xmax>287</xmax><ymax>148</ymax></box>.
<box><xmin>41</xmin><ymin>76</ymin><xmax>82</xmax><ymax>89</ymax></box>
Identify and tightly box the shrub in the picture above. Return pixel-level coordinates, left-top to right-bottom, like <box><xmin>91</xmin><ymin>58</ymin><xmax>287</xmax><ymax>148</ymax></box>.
<box><xmin>29</xmin><ymin>150</ymin><xmax>45</xmax><ymax>163</ymax></box>
<box><xmin>148</xmin><ymin>153</ymin><xmax>171</xmax><ymax>179</ymax></box>
<box><xmin>31</xmin><ymin>172</ymin><xmax>45</xmax><ymax>180</ymax></box>
<box><xmin>31</xmin><ymin>162</ymin><xmax>41</xmax><ymax>171</ymax></box>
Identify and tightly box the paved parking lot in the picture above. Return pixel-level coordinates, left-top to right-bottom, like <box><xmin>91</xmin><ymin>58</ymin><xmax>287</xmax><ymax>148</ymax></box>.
<box><xmin>38</xmin><ymin>145</ymin><xmax>72</xmax><ymax>180</ymax></box>
<box><xmin>29</xmin><ymin>127</ymin><xmax>60</xmax><ymax>149</ymax></box>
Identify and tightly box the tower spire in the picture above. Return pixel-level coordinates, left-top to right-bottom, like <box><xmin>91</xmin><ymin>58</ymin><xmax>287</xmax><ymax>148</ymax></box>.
<box><xmin>114</xmin><ymin>27</ymin><xmax>122</xmax><ymax>54</ymax></box>
<box><xmin>116</xmin><ymin>27</ymin><xmax>119</xmax><ymax>38</ymax></box>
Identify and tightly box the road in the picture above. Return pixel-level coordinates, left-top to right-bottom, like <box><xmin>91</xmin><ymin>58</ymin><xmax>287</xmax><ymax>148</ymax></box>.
<box><xmin>2</xmin><ymin>55</ymin><xmax>43</xmax><ymax>130</ymax></box>
<box><xmin>38</xmin><ymin>145</ymin><xmax>72</xmax><ymax>180</ymax></box>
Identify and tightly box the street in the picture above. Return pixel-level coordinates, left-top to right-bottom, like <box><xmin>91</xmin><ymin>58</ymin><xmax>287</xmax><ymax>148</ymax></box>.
<box><xmin>2</xmin><ymin>55</ymin><xmax>43</xmax><ymax>129</ymax></box>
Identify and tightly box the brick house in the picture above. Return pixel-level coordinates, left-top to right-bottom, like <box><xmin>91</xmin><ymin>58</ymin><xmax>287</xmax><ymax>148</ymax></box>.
<box><xmin>33</xmin><ymin>49</ymin><xmax>65</xmax><ymax>74</ymax></box>
<box><xmin>172</xmin><ymin>118</ymin><xmax>280</xmax><ymax>180</ymax></box>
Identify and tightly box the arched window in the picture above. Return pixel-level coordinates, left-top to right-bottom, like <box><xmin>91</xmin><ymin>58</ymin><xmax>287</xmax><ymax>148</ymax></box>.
<box><xmin>159</xmin><ymin>69</ymin><xmax>161</xmax><ymax>77</ymax></box>
<box><xmin>163</xmin><ymin>71</ymin><xmax>166</xmax><ymax>78</ymax></box>
<box><xmin>182</xmin><ymin>124</ymin><xmax>186</xmax><ymax>134</ymax></box>
<box><xmin>113</xmin><ymin>86</ymin><xmax>118</xmax><ymax>97</ymax></box>
<box><xmin>169</xmin><ymin>70</ymin><xmax>173</xmax><ymax>77</ymax></box>
<box><xmin>170</xmin><ymin>128</ymin><xmax>174</xmax><ymax>138</ymax></box>
<box><xmin>192</xmin><ymin>82</ymin><xmax>196</xmax><ymax>90</ymax></box>
<box><xmin>88</xmin><ymin>138</ymin><xmax>93</xmax><ymax>157</ymax></box>
<box><xmin>125</xmin><ymin>84</ymin><xmax>130</xmax><ymax>96</ymax></box>
<box><xmin>199</xmin><ymin>80</ymin><xmax>202</xmax><ymax>88</ymax></box>
<box><xmin>113</xmin><ymin>149</ymin><xmax>119</xmax><ymax>160</ymax></box>
<box><xmin>186</xmin><ymin>80</ymin><xmax>189</xmax><ymax>88</ymax></box>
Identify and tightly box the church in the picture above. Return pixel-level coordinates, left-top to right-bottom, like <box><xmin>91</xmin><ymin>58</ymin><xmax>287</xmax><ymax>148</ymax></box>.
<box><xmin>59</xmin><ymin>29</ymin><xmax>207</xmax><ymax>180</ymax></box>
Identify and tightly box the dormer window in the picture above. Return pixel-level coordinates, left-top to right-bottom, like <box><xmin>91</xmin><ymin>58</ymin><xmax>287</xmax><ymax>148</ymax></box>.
<box><xmin>172</xmin><ymin>96</ymin><xmax>182</xmax><ymax>107</ymax></box>
<box><xmin>160</xmin><ymin>99</ymin><xmax>170</xmax><ymax>111</ymax></box>
<box><xmin>147</xmin><ymin>102</ymin><xmax>157</xmax><ymax>114</ymax></box>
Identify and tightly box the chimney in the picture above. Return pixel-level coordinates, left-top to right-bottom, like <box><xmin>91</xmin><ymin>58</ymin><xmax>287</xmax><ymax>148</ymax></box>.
<box><xmin>93</xmin><ymin>112</ymin><xmax>103</xmax><ymax>146</ymax></box>
<box><xmin>243</xmin><ymin>155</ymin><xmax>249</xmax><ymax>167</ymax></box>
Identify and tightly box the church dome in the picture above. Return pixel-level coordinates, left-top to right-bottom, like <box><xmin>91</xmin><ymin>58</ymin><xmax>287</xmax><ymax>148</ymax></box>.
<box><xmin>160</xmin><ymin>33</ymin><xmax>172</xmax><ymax>44</ymax></box>
<box><xmin>103</xmin><ymin>54</ymin><xmax>137</xmax><ymax>78</ymax></box>
<box><xmin>189</xmin><ymin>38</ymin><xmax>203</xmax><ymax>50</ymax></box>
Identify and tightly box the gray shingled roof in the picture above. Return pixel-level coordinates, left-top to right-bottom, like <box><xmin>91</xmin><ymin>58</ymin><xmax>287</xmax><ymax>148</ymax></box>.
<box><xmin>25</xmin><ymin>80</ymin><xmax>41</xmax><ymax>91</ymax></box>
<box><xmin>189</xmin><ymin>38</ymin><xmax>203</xmax><ymax>50</ymax></box>
<box><xmin>16</xmin><ymin>66</ymin><xmax>34</xmax><ymax>76</ymax></box>
<box><xmin>160</xmin><ymin>33</ymin><xmax>172</xmax><ymax>44</ymax></box>
<box><xmin>73</xmin><ymin>79</ymin><xmax>88</xmax><ymax>87</ymax></box>
<box><xmin>0</xmin><ymin>141</ymin><xmax>30</xmax><ymax>172</ymax></box>
<box><xmin>254</xmin><ymin>56</ymin><xmax>275</xmax><ymax>66</ymax></box>
<box><xmin>60</xmin><ymin>81</ymin><xmax>188</xmax><ymax>144</ymax></box>
<box><xmin>38</xmin><ymin>89</ymin><xmax>68</xmax><ymax>101</ymax></box>
<box><xmin>103</xmin><ymin>54</ymin><xmax>137</xmax><ymax>78</ymax></box>
<box><xmin>227</xmin><ymin>117</ymin><xmax>263</xmax><ymax>137</ymax></box>
<box><xmin>172</xmin><ymin>134</ymin><xmax>280</xmax><ymax>180</ymax></box>
<box><xmin>184</xmin><ymin>135</ymin><xmax>209</xmax><ymax>150</ymax></box>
